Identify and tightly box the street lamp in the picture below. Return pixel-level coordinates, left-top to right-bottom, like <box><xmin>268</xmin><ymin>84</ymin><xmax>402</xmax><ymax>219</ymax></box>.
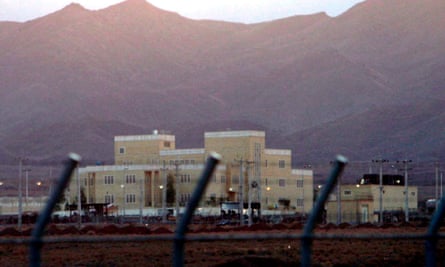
<box><xmin>24</xmin><ymin>168</ymin><xmax>31</xmax><ymax>207</ymax></box>
<box><xmin>36</xmin><ymin>181</ymin><xmax>43</xmax><ymax>207</ymax></box>
<box><xmin>266</xmin><ymin>186</ymin><xmax>271</xmax><ymax>206</ymax></box>
<box><xmin>18</xmin><ymin>158</ymin><xmax>23</xmax><ymax>232</ymax></box>
<box><xmin>159</xmin><ymin>184</ymin><xmax>165</xmax><ymax>221</ymax></box>
<box><xmin>0</xmin><ymin>181</ymin><xmax>3</xmax><ymax>216</ymax></box>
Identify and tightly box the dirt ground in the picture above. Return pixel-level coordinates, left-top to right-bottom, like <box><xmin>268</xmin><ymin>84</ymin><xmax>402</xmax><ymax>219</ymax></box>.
<box><xmin>1</xmin><ymin>223</ymin><xmax>444</xmax><ymax>266</ymax></box>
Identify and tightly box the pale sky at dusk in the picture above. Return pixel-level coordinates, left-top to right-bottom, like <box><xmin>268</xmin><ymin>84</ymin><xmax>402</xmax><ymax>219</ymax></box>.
<box><xmin>0</xmin><ymin>0</ymin><xmax>365</xmax><ymax>23</ymax></box>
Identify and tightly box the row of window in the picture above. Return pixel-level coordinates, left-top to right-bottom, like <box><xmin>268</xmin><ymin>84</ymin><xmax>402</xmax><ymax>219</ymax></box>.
<box><xmin>104</xmin><ymin>194</ymin><xmax>137</xmax><ymax>204</ymax></box>
<box><xmin>126</xmin><ymin>174</ymin><xmax>136</xmax><ymax>184</ymax></box>
<box><xmin>102</xmin><ymin>174</ymin><xmax>138</xmax><ymax>185</ymax></box>
<box><xmin>265</xmin><ymin>178</ymin><xmax>304</xmax><ymax>188</ymax></box>
<box><xmin>98</xmin><ymin>175</ymin><xmax>304</xmax><ymax>187</ymax></box>
<box><xmin>180</xmin><ymin>174</ymin><xmax>191</xmax><ymax>183</ymax></box>
<box><xmin>343</xmin><ymin>190</ymin><xmax>416</xmax><ymax>196</ymax></box>
<box><xmin>118</xmin><ymin>147</ymin><xmax>288</xmax><ymax>168</ymax></box>
<box><xmin>264</xmin><ymin>197</ymin><xmax>305</xmax><ymax>207</ymax></box>
<box><xmin>264</xmin><ymin>160</ymin><xmax>287</xmax><ymax>169</ymax></box>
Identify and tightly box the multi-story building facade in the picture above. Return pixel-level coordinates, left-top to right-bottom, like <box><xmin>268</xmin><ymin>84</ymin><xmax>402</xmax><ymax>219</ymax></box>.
<box><xmin>68</xmin><ymin>130</ymin><xmax>313</xmax><ymax>215</ymax></box>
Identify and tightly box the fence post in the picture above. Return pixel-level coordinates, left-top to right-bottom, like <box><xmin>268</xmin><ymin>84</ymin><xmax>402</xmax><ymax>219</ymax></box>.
<box><xmin>174</xmin><ymin>152</ymin><xmax>221</xmax><ymax>267</ymax></box>
<box><xmin>426</xmin><ymin>195</ymin><xmax>445</xmax><ymax>267</ymax></box>
<box><xmin>301</xmin><ymin>155</ymin><xmax>348</xmax><ymax>267</ymax></box>
<box><xmin>29</xmin><ymin>153</ymin><xmax>81</xmax><ymax>267</ymax></box>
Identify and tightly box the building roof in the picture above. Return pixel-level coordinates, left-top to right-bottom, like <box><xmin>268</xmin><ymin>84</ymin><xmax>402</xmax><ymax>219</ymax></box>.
<box><xmin>204</xmin><ymin>130</ymin><xmax>265</xmax><ymax>138</ymax></box>
<box><xmin>114</xmin><ymin>134</ymin><xmax>175</xmax><ymax>142</ymax></box>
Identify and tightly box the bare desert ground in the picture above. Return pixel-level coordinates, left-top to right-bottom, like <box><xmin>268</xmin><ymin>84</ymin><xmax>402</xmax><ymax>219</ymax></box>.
<box><xmin>1</xmin><ymin>223</ymin><xmax>444</xmax><ymax>266</ymax></box>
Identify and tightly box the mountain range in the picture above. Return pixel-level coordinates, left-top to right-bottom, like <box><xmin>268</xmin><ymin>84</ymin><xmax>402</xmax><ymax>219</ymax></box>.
<box><xmin>0</xmin><ymin>0</ymin><xmax>444</xmax><ymax>167</ymax></box>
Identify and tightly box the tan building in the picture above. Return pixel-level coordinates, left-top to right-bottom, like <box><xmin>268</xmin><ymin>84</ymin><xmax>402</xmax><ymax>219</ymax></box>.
<box><xmin>68</xmin><ymin>130</ymin><xmax>314</xmax><ymax>216</ymax></box>
<box><xmin>326</xmin><ymin>184</ymin><xmax>418</xmax><ymax>224</ymax></box>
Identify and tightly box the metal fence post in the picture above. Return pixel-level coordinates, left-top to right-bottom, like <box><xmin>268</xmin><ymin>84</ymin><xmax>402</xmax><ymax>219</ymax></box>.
<box><xmin>426</xmin><ymin>195</ymin><xmax>445</xmax><ymax>267</ymax></box>
<box><xmin>301</xmin><ymin>155</ymin><xmax>348</xmax><ymax>267</ymax></box>
<box><xmin>29</xmin><ymin>153</ymin><xmax>81</xmax><ymax>267</ymax></box>
<box><xmin>174</xmin><ymin>152</ymin><xmax>221</xmax><ymax>267</ymax></box>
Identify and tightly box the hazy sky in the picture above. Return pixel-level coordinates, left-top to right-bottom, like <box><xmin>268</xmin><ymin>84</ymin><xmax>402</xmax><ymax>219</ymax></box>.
<box><xmin>0</xmin><ymin>0</ymin><xmax>365</xmax><ymax>23</ymax></box>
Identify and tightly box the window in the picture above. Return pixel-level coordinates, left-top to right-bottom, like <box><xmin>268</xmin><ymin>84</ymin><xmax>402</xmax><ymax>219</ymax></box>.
<box><xmin>119</xmin><ymin>147</ymin><xmax>125</xmax><ymax>154</ymax></box>
<box><xmin>190</xmin><ymin>160</ymin><xmax>196</xmax><ymax>165</ymax></box>
<box><xmin>164</xmin><ymin>141</ymin><xmax>171</xmax><ymax>148</ymax></box>
<box><xmin>265</xmin><ymin>160</ymin><xmax>268</xmax><ymax>168</ymax></box>
<box><xmin>297</xmin><ymin>180</ymin><xmax>304</xmax><ymax>188</ymax></box>
<box><xmin>126</xmin><ymin>174</ymin><xmax>136</xmax><ymax>184</ymax></box>
<box><xmin>265</xmin><ymin>178</ymin><xmax>268</xmax><ymax>186</ymax></box>
<box><xmin>221</xmin><ymin>176</ymin><xmax>226</xmax><ymax>184</ymax></box>
<box><xmin>180</xmin><ymin>174</ymin><xmax>191</xmax><ymax>183</ymax></box>
<box><xmin>279</xmin><ymin>179</ymin><xmax>285</xmax><ymax>187</ymax></box>
<box><xmin>105</xmin><ymin>194</ymin><xmax>114</xmax><ymax>204</ymax></box>
<box><xmin>232</xmin><ymin>176</ymin><xmax>239</xmax><ymax>184</ymax></box>
<box><xmin>126</xmin><ymin>194</ymin><xmax>136</xmax><ymax>203</ymax></box>
<box><xmin>104</xmin><ymin>175</ymin><xmax>114</xmax><ymax>185</ymax></box>
<box><xmin>344</xmin><ymin>190</ymin><xmax>352</xmax><ymax>195</ymax></box>
<box><xmin>180</xmin><ymin>193</ymin><xmax>191</xmax><ymax>204</ymax></box>
<box><xmin>278</xmin><ymin>160</ymin><xmax>285</xmax><ymax>168</ymax></box>
<box><xmin>297</xmin><ymin>198</ymin><xmax>304</xmax><ymax>207</ymax></box>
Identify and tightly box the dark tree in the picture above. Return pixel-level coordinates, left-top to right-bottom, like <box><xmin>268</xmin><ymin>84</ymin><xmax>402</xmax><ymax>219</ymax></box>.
<box><xmin>166</xmin><ymin>173</ymin><xmax>175</xmax><ymax>206</ymax></box>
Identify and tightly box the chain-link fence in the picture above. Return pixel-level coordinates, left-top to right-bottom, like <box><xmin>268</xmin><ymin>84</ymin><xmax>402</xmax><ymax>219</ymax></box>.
<box><xmin>1</xmin><ymin>155</ymin><xmax>445</xmax><ymax>266</ymax></box>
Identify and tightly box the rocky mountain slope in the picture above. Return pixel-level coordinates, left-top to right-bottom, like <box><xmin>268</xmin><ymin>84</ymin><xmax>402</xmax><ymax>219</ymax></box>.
<box><xmin>0</xmin><ymin>0</ymin><xmax>444</xmax><ymax>165</ymax></box>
